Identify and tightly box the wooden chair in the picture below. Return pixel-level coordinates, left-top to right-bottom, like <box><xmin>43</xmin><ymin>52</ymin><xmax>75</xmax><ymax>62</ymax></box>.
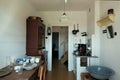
<box><xmin>38</xmin><ymin>64</ymin><xmax>44</xmax><ymax>80</ymax></box>
<box><xmin>38</xmin><ymin>62</ymin><xmax>47</xmax><ymax>80</ymax></box>
<box><xmin>43</xmin><ymin>62</ymin><xmax>47</xmax><ymax>80</ymax></box>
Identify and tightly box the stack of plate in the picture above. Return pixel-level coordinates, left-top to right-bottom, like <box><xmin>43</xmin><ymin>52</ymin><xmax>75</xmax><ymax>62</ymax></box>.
<box><xmin>23</xmin><ymin>63</ymin><xmax>37</xmax><ymax>70</ymax></box>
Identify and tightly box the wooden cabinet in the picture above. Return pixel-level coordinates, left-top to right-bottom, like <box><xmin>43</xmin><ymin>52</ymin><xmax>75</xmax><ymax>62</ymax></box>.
<box><xmin>26</xmin><ymin>17</ymin><xmax>45</xmax><ymax>56</ymax></box>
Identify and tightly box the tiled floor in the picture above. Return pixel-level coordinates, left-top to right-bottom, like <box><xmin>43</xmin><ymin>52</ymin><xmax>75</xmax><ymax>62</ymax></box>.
<box><xmin>46</xmin><ymin>59</ymin><xmax>75</xmax><ymax>80</ymax></box>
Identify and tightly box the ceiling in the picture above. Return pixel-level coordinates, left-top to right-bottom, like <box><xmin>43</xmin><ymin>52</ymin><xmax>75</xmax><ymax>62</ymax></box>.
<box><xmin>29</xmin><ymin>0</ymin><xmax>95</xmax><ymax>11</ymax></box>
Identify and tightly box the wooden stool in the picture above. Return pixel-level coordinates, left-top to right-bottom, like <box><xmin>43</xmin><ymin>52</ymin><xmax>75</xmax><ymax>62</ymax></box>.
<box><xmin>81</xmin><ymin>73</ymin><xmax>96</xmax><ymax>80</ymax></box>
<box><xmin>81</xmin><ymin>73</ymin><xmax>109</xmax><ymax>80</ymax></box>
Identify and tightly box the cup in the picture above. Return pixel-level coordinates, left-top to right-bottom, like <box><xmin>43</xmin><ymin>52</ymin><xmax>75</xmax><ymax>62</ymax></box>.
<box><xmin>30</xmin><ymin>57</ymin><xmax>35</xmax><ymax>63</ymax></box>
<box><xmin>35</xmin><ymin>58</ymin><xmax>40</xmax><ymax>63</ymax></box>
<box><xmin>18</xmin><ymin>67</ymin><xmax>23</xmax><ymax>75</ymax></box>
<box><xmin>26</xmin><ymin>59</ymin><xmax>29</xmax><ymax>63</ymax></box>
<box><xmin>14</xmin><ymin>66</ymin><xmax>23</xmax><ymax>74</ymax></box>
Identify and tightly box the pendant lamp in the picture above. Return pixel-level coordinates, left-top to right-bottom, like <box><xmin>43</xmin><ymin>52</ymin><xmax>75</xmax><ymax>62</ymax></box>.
<box><xmin>60</xmin><ymin>0</ymin><xmax>68</xmax><ymax>22</ymax></box>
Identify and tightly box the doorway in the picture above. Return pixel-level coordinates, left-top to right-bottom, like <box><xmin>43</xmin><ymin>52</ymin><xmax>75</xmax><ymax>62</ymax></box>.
<box><xmin>52</xmin><ymin>32</ymin><xmax>59</xmax><ymax>59</ymax></box>
<box><xmin>52</xmin><ymin>26</ymin><xmax>68</xmax><ymax>69</ymax></box>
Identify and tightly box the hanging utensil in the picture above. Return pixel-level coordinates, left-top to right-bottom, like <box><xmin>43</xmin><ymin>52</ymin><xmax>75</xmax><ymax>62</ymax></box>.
<box><xmin>81</xmin><ymin>32</ymin><xmax>87</xmax><ymax>36</ymax></box>
<box><xmin>76</xmin><ymin>24</ymin><xmax>79</xmax><ymax>32</ymax></box>
<box><xmin>72</xmin><ymin>24</ymin><xmax>77</xmax><ymax>35</ymax></box>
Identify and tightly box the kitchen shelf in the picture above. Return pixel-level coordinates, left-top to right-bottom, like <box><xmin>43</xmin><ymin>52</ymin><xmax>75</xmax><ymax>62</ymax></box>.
<box><xmin>97</xmin><ymin>14</ymin><xmax>115</xmax><ymax>27</ymax></box>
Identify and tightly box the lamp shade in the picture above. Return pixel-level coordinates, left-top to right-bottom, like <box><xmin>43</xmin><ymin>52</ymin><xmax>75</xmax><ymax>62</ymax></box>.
<box><xmin>60</xmin><ymin>13</ymin><xmax>68</xmax><ymax>22</ymax></box>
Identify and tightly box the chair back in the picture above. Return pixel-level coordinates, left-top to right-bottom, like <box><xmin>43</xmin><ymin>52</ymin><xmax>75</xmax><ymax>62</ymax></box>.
<box><xmin>38</xmin><ymin>62</ymin><xmax>47</xmax><ymax>80</ymax></box>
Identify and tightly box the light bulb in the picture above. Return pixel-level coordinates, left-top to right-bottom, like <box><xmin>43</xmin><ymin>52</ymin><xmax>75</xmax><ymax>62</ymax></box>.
<box><xmin>65</xmin><ymin>0</ymin><xmax>67</xmax><ymax>3</ymax></box>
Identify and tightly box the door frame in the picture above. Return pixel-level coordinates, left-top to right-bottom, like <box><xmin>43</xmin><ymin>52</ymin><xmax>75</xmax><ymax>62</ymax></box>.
<box><xmin>52</xmin><ymin>26</ymin><xmax>68</xmax><ymax>69</ymax></box>
<box><xmin>46</xmin><ymin>25</ymin><xmax>69</xmax><ymax>71</ymax></box>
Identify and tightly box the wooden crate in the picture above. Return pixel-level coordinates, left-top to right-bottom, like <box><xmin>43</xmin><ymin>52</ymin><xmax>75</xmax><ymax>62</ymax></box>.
<box><xmin>60</xmin><ymin>51</ymin><xmax>68</xmax><ymax>64</ymax></box>
<box><xmin>81</xmin><ymin>73</ymin><xmax>96</xmax><ymax>80</ymax></box>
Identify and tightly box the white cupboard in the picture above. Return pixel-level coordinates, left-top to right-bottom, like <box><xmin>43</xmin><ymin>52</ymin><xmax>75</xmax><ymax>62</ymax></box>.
<box><xmin>73</xmin><ymin>53</ymin><xmax>98</xmax><ymax>80</ymax></box>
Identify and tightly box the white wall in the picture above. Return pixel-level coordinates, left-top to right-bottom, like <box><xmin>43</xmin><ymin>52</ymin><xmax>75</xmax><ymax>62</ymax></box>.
<box><xmin>86</xmin><ymin>1</ymin><xmax>101</xmax><ymax>66</ymax></box>
<box><xmin>36</xmin><ymin>11</ymin><xmax>87</xmax><ymax>71</ymax></box>
<box><xmin>87</xmin><ymin>2</ymin><xmax>95</xmax><ymax>38</ymax></box>
<box><xmin>0</xmin><ymin>0</ymin><xmax>36</xmax><ymax>68</ymax></box>
<box><xmin>92</xmin><ymin>1</ymin><xmax>101</xmax><ymax>65</ymax></box>
<box><xmin>59</xmin><ymin>27</ymin><xmax>68</xmax><ymax>60</ymax></box>
<box><xmin>99</xmin><ymin>1</ymin><xmax>120</xmax><ymax>80</ymax></box>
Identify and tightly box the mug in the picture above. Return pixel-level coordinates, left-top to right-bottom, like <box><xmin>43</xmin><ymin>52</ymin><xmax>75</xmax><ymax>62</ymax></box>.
<box><xmin>30</xmin><ymin>57</ymin><xmax>35</xmax><ymax>63</ymax></box>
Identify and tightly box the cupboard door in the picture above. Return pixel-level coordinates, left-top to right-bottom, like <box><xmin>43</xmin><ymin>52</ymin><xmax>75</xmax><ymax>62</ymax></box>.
<box><xmin>26</xmin><ymin>20</ymin><xmax>39</xmax><ymax>56</ymax></box>
<box><xmin>26</xmin><ymin>48</ymin><xmax>38</xmax><ymax>56</ymax></box>
<box><xmin>27</xmin><ymin>21</ymin><xmax>38</xmax><ymax>48</ymax></box>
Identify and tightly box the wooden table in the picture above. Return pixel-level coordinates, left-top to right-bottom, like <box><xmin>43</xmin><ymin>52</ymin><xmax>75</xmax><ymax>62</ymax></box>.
<box><xmin>0</xmin><ymin>67</ymin><xmax>38</xmax><ymax>80</ymax></box>
<box><xmin>0</xmin><ymin>61</ymin><xmax>44</xmax><ymax>80</ymax></box>
<box><xmin>0</xmin><ymin>59</ymin><xmax>44</xmax><ymax>80</ymax></box>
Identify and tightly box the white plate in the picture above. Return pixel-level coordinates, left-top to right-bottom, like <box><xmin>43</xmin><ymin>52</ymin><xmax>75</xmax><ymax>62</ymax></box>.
<box><xmin>23</xmin><ymin>63</ymin><xmax>37</xmax><ymax>70</ymax></box>
<box><xmin>0</xmin><ymin>67</ymin><xmax>12</xmax><ymax>77</ymax></box>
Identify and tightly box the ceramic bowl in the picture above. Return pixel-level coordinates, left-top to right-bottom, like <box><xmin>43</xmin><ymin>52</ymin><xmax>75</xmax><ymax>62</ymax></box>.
<box><xmin>86</xmin><ymin>65</ymin><xmax>114</xmax><ymax>79</ymax></box>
